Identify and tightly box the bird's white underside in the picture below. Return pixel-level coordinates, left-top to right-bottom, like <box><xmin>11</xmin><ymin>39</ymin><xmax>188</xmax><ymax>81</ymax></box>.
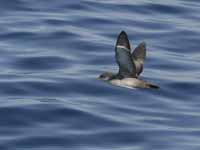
<box><xmin>110</xmin><ymin>78</ymin><xmax>144</xmax><ymax>88</ymax></box>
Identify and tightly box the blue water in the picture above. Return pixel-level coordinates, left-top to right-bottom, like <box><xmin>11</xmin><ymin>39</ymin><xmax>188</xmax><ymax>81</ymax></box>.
<box><xmin>0</xmin><ymin>0</ymin><xmax>200</xmax><ymax>149</ymax></box>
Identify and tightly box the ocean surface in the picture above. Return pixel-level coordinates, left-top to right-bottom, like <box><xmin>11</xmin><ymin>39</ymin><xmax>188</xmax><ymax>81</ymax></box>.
<box><xmin>0</xmin><ymin>0</ymin><xmax>200</xmax><ymax>149</ymax></box>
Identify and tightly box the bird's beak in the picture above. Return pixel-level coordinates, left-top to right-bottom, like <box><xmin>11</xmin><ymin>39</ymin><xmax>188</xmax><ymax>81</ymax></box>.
<box><xmin>96</xmin><ymin>76</ymin><xmax>101</xmax><ymax>80</ymax></box>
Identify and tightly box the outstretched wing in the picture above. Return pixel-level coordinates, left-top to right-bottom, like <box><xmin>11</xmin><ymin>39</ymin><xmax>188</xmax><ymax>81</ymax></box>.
<box><xmin>115</xmin><ymin>31</ymin><xmax>137</xmax><ymax>78</ymax></box>
<box><xmin>132</xmin><ymin>42</ymin><xmax>146</xmax><ymax>76</ymax></box>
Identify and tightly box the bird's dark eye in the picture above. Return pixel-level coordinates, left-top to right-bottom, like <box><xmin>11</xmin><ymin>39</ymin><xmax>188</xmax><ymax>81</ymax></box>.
<box><xmin>100</xmin><ymin>74</ymin><xmax>104</xmax><ymax>78</ymax></box>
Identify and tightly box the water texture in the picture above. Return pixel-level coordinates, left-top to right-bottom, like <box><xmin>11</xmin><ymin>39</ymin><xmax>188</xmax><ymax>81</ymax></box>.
<box><xmin>0</xmin><ymin>0</ymin><xmax>200</xmax><ymax>150</ymax></box>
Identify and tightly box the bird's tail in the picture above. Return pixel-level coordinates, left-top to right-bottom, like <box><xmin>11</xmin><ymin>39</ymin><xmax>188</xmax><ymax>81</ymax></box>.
<box><xmin>146</xmin><ymin>83</ymin><xmax>159</xmax><ymax>89</ymax></box>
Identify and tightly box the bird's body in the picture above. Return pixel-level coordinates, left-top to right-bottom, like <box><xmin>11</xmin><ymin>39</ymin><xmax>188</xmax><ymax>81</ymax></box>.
<box><xmin>100</xmin><ymin>72</ymin><xmax>158</xmax><ymax>89</ymax></box>
<box><xmin>98</xmin><ymin>31</ymin><xmax>158</xmax><ymax>89</ymax></box>
<box><xmin>110</xmin><ymin>78</ymin><xmax>146</xmax><ymax>89</ymax></box>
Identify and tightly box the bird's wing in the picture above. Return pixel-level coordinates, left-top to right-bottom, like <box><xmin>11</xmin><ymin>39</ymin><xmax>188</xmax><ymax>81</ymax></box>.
<box><xmin>115</xmin><ymin>31</ymin><xmax>137</xmax><ymax>78</ymax></box>
<box><xmin>132</xmin><ymin>42</ymin><xmax>146</xmax><ymax>76</ymax></box>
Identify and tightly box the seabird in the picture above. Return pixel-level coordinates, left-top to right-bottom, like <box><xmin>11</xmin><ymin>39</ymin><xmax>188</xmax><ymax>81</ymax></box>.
<box><xmin>98</xmin><ymin>31</ymin><xmax>159</xmax><ymax>89</ymax></box>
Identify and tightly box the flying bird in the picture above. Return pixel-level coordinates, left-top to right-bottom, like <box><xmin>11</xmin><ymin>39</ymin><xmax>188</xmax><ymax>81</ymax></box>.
<box><xmin>98</xmin><ymin>31</ymin><xmax>159</xmax><ymax>89</ymax></box>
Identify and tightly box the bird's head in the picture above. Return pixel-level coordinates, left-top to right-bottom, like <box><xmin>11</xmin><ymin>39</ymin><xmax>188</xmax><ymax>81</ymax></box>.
<box><xmin>98</xmin><ymin>72</ymin><xmax>115</xmax><ymax>81</ymax></box>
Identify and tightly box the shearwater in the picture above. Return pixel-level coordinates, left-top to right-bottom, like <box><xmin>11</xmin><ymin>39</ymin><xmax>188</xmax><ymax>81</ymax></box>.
<box><xmin>98</xmin><ymin>31</ymin><xmax>159</xmax><ymax>89</ymax></box>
